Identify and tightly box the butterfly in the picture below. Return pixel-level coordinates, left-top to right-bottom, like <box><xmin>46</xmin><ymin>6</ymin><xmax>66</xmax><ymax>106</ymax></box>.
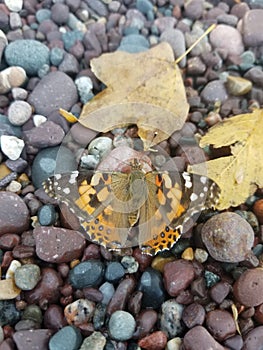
<box><xmin>43</xmin><ymin>156</ymin><xmax>219</xmax><ymax>255</ymax></box>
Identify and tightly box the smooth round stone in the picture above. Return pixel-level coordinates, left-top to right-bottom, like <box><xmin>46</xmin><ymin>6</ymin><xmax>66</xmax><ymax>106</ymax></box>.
<box><xmin>79</xmin><ymin>331</ymin><xmax>106</xmax><ymax>350</ymax></box>
<box><xmin>13</xmin><ymin>329</ymin><xmax>52</xmax><ymax>350</ymax></box>
<box><xmin>0</xmin><ymin>66</ymin><xmax>27</xmax><ymax>94</ymax></box>
<box><xmin>88</xmin><ymin>137</ymin><xmax>113</xmax><ymax>160</ymax></box>
<box><xmin>33</xmin><ymin>114</ymin><xmax>47</xmax><ymax>127</ymax></box>
<box><xmin>0</xmin><ymin>233</ymin><xmax>20</xmax><ymax>249</ymax></box>
<box><xmin>243</xmin><ymin>9</ymin><xmax>263</xmax><ymax>47</ymax></box>
<box><xmin>75</xmin><ymin>76</ymin><xmax>93</xmax><ymax>104</ymax></box>
<box><xmin>22</xmin><ymin>304</ymin><xmax>43</xmax><ymax>325</ymax></box>
<box><xmin>209</xmin><ymin>24</ymin><xmax>244</xmax><ymax>56</ymax></box>
<box><xmin>31</xmin><ymin>146</ymin><xmax>77</xmax><ymax>188</ymax></box>
<box><xmin>8</xmin><ymin>101</ymin><xmax>32</xmax><ymax>126</ymax></box>
<box><xmin>64</xmin><ymin>299</ymin><xmax>95</xmax><ymax>325</ymax></box>
<box><xmin>14</xmin><ymin>264</ymin><xmax>41</xmax><ymax>290</ymax></box>
<box><xmin>5</xmin><ymin>40</ymin><xmax>49</xmax><ymax>76</ymax></box>
<box><xmin>0</xmin><ymin>114</ymin><xmax>21</xmax><ymax>138</ymax></box>
<box><xmin>136</xmin><ymin>0</ymin><xmax>154</xmax><ymax>14</ymax></box>
<box><xmin>138</xmin><ymin>267</ymin><xmax>166</xmax><ymax>309</ymax></box>
<box><xmin>99</xmin><ymin>282</ymin><xmax>115</xmax><ymax>305</ymax></box>
<box><xmin>27</xmin><ymin>71</ymin><xmax>78</xmax><ymax>115</ymax></box>
<box><xmin>184</xmin><ymin>0</ymin><xmax>204</xmax><ymax>19</ymax></box>
<box><xmin>182</xmin><ymin>303</ymin><xmax>206</xmax><ymax>328</ymax></box>
<box><xmin>69</xmin><ymin>260</ymin><xmax>105</xmax><ymax>289</ymax></box>
<box><xmin>138</xmin><ymin>331</ymin><xmax>167</xmax><ymax>350</ymax></box>
<box><xmin>244</xmin><ymin>67</ymin><xmax>263</xmax><ymax>87</ymax></box>
<box><xmin>38</xmin><ymin>204</ymin><xmax>56</xmax><ymax>226</ymax></box>
<box><xmin>34</xmin><ymin>226</ymin><xmax>86</xmax><ymax>263</ymax></box>
<box><xmin>118</xmin><ymin>34</ymin><xmax>150</xmax><ymax>53</ymax></box>
<box><xmin>58</xmin><ymin>53</ymin><xmax>79</xmax><ymax>75</ymax></box>
<box><xmin>160</xmin><ymin>28</ymin><xmax>186</xmax><ymax>67</ymax></box>
<box><xmin>49</xmin><ymin>326</ymin><xmax>82</xmax><ymax>350</ymax></box>
<box><xmin>0</xmin><ymin>300</ymin><xmax>20</xmax><ymax>326</ymax></box>
<box><xmin>0</xmin><ymin>135</ymin><xmax>24</xmax><ymax>160</ymax></box>
<box><xmin>44</xmin><ymin>305</ymin><xmax>67</xmax><ymax>330</ymax></box>
<box><xmin>105</xmin><ymin>262</ymin><xmax>125</xmax><ymax>283</ymax></box>
<box><xmin>226</xmin><ymin>76</ymin><xmax>252</xmax><ymax>96</ymax></box>
<box><xmin>201</xmin><ymin>212</ymin><xmax>254</xmax><ymax>262</ymax></box>
<box><xmin>206</xmin><ymin>310</ymin><xmax>236</xmax><ymax>341</ymax></box>
<box><xmin>183</xmin><ymin>326</ymin><xmax>225</xmax><ymax>350</ymax></box>
<box><xmin>160</xmin><ymin>300</ymin><xmax>184</xmax><ymax>338</ymax></box>
<box><xmin>51</xmin><ymin>3</ymin><xmax>69</xmax><ymax>25</ymax></box>
<box><xmin>243</xmin><ymin>326</ymin><xmax>263</xmax><ymax>349</ymax></box>
<box><xmin>4</xmin><ymin>0</ymin><xmax>23</xmax><ymax>12</ymax></box>
<box><xmin>12</xmin><ymin>87</ymin><xmax>28</xmax><ymax>100</ymax></box>
<box><xmin>50</xmin><ymin>47</ymin><xmax>64</xmax><ymax>66</ymax></box>
<box><xmin>36</xmin><ymin>9</ymin><xmax>51</xmax><ymax>23</ymax></box>
<box><xmin>224</xmin><ymin>335</ymin><xmax>244</xmax><ymax>350</ymax></box>
<box><xmin>210</xmin><ymin>281</ymin><xmax>231</xmax><ymax>304</ymax></box>
<box><xmin>163</xmin><ymin>259</ymin><xmax>195</xmax><ymax>297</ymax></box>
<box><xmin>233</xmin><ymin>268</ymin><xmax>263</xmax><ymax>307</ymax></box>
<box><xmin>200</xmin><ymin>80</ymin><xmax>228</xmax><ymax>103</ymax></box>
<box><xmin>0</xmin><ymin>192</ymin><xmax>29</xmax><ymax>235</ymax></box>
<box><xmin>108</xmin><ymin>310</ymin><xmax>136</xmax><ymax>341</ymax></box>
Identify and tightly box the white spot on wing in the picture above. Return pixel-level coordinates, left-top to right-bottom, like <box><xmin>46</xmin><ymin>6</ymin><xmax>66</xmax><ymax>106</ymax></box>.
<box><xmin>63</xmin><ymin>188</ymin><xmax>70</xmax><ymax>194</ymax></box>
<box><xmin>190</xmin><ymin>193</ymin><xmax>198</xmax><ymax>201</ymax></box>
<box><xmin>55</xmin><ymin>174</ymin><xmax>62</xmax><ymax>180</ymax></box>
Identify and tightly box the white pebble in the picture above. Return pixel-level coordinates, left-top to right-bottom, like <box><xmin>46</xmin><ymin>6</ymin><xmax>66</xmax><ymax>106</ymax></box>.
<box><xmin>0</xmin><ymin>66</ymin><xmax>27</xmax><ymax>94</ymax></box>
<box><xmin>9</xmin><ymin>12</ymin><xmax>22</xmax><ymax>29</ymax></box>
<box><xmin>33</xmin><ymin>114</ymin><xmax>47</xmax><ymax>127</ymax></box>
<box><xmin>0</xmin><ymin>326</ymin><xmax>4</xmax><ymax>343</ymax></box>
<box><xmin>8</xmin><ymin>100</ymin><xmax>32</xmax><ymax>126</ymax></box>
<box><xmin>6</xmin><ymin>260</ymin><xmax>22</xmax><ymax>279</ymax></box>
<box><xmin>166</xmin><ymin>337</ymin><xmax>182</xmax><ymax>350</ymax></box>
<box><xmin>6</xmin><ymin>180</ymin><xmax>22</xmax><ymax>193</ymax></box>
<box><xmin>0</xmin><ymin>135</ymin><xmax>25</xmax><ymax>160</ymax></box>
<box><xmin>4</xmin><ymin>0</ymin><xmax>23</xmax><ymax>12</ymax></box>
<box><xmin>12</xmin><ymin>87</ymin><xmax>28</xmax><ymax>100</ymax></box>
<box><xmin>88</xmin><ymin>137</ymin><xmax>113</xmax><ymax>158</ymax></box>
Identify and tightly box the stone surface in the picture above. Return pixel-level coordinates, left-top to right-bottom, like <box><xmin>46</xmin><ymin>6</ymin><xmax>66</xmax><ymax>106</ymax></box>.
<box><xmin>34</xmin><ymin>226</ymin><xmax>86</xmax><ymax>263</ymax></box>
<box><xmin>243</xmin><ymin>10</ymin><xmax>263</xmax><ymax>47</ymax></box>
<box><xmin>242</xmin><ymin>326</ymin><xmax>263</xmax><ymax>350</ymax></box>
<box><xmin>200</xmin><ymin>80</ymin><xmax>228</xmax><ymax>103</ymax></box>
<box><xmin>64</xmin><ymin>299</ymin><xmax>95</xmax><ymax>325</ymax></box>
<box><xmin>14</xmin><ymin>264</ymin><xmax>41</xmax><ymax>290</ymax></box>
<box><xmin>0</xmin><ymin>135</ymin><xmax>25</xmax><ymax>160</ymax></box>
<box><xmin>206</xmin><ymin>309</ymin><xmax>236</xmax><ymax>341</ymax></box>
<box><xmin>209</xmin><ymin>24</ymin><xmax>244</xmax><ymax>56</ymax></box>
<box><xmin>28</xmin><ymin>71</ymin><xmax>78</xmax><ymax>115</ymax></box>
<box><xmin>69</xmin><ymin>260</ymin><xmax>105</xmax><ymax>289</ymax></box>
<box><xmin>0</xmin><ymin>192</ymin><xmax>29</xmax><ymax>235</ymax></box>
<box><xmin>108</xmin><ymin>310</ymin><xmax>136</xmax><ymax>341</ymax></box>
<box><xmin>49</xmin><ymin>326</ymin><xmax>82</xmax><ymax>350</ymax></box>
<box><xmin>13</xmin><ymin>329</ymin><xmax>52</xmax><ymax>350</ymax></box>
<box><xmin>138</xmin><ymin>331</ymin><xmax>167</xmax><ymax>350</ymax></box>
<box><xmin>182</xmin><ymin>302</ymin><xmax>205</xmax><ymax>328</ymax></box>
<box><xmin>183</xmin><ymin>326</ymin><xmax>225</xmax><ymax>350</ymax></box>
<box><xmin>160</xmin><ymin>300</ymin><xmax>184</xmax><ymax>338</ymax></box>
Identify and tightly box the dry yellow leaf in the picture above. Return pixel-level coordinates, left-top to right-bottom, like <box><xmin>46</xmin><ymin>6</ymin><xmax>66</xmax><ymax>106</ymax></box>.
<box><xmin>78</xmin><ymin>42</ymin><xmax>189</xmax><ymax>149</ymax></box>
<box><xmin>189</xmin><ymin>109</ymin><xmax>263</xmax><ymax>210</ymax></box>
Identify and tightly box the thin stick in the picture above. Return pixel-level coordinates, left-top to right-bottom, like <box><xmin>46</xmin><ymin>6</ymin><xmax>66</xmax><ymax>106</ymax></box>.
<box><xmin>175</xmin><ymin>24</ymin><xmax>216</xmax><ymax>64</ymax></box>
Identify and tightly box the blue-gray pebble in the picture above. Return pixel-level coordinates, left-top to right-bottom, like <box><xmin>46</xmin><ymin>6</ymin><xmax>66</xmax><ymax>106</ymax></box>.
<box><xmin>138</xmin><ymin>267</ymin><xmax>166</xmax><ymax>309</ymax></box>
<box><xmin>38</xmin><ymin>204</ymin><xmax>56</xmax><ymax>226</ymax></box>
<box><xmin>0</xmin><ymin>300</ymin><xmax>20</xmax><ymax>326</ymax></box>
<box><xmin>0</xmin><ymin>114</ymin><xmax>22</xmax><ymax>138</ymax></box>
<box><xmin>105</xmin><ymin>262</ymin><xmax>125</xmax><ymax>283</ymax></box>
<box><xmin>50</xmin><ymin>47</ymin><xmax>64</xmax><ymax>66</ymax></box>
<box><xmin>108</xmin><ymin>311</ymin><xmax>136</xmax><ymax>341</ymax></box>
<box><xmin>118</xmin><ymin>34</ymin><xmax>150</xmax><ymax>53</ymax></box>
<box><xmin>5</xmin><ymin>40</ymin><xmax>49</xmax><ymax>76</ymax></box>
<box><xmin>49</xmin><ymin>326</ymin><xmax>82</xmax><ymax>350</ymax></box>
<box><xmin>31</xmin><ymin>146</ymin><xmax>77</xmax><ymax>188</ymax></box>
<box><xmin>136</xmin><ymin>0</ymin><xmax>154</xmax><ymax>14</ymax></box>
<box><xmin>69</xmin><ymin>260</ymin><xmax>105</xmax><ymax>289</ymax></box>
<box><xmin>35</xmin><ymin>9</ymin><xmax>51</xmax><ymax>23</ymax></box>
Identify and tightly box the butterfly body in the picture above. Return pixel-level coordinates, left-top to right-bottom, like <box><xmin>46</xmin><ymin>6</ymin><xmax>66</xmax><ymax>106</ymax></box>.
<box><xmin>43</xmin><ymin>158</ymin><xmax>218</xmax><ymax>255</ymax></box>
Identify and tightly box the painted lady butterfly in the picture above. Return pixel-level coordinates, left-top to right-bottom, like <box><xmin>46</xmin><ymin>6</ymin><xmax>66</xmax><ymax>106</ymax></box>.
<box><xmin>43</xmin><ymin>156</ymin><xmax>219</xmax><ymax>255</ymax></box>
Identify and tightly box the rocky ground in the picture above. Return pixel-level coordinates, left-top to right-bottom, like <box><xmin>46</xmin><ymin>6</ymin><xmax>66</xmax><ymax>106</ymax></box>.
<box><xmin>0</xmin><ymin>0</ymin><xmax>263</xmax><ymax>349</ymax></box>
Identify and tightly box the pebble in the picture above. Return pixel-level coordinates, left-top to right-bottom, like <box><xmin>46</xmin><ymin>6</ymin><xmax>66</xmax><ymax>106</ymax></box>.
<box><xmin>138</xmin><ymin>267</ymin><xmax>166</xmax><ymax>309</ymax></box>
<box><xmin>6</xmin><ymin>180</ymin><xmax>21</xmax><ymax>193</ymax></box>
<box><xmin>107</xmin><ymin>276</ymin><xmax>136</xmax><ymax>314</ymax></box>
<box><xmin>160</xmin><ymin>28</ymin><xmax>186</xmax><ymax>67</ymax></box>
<box><xmin>50</xmin><ymin>47</ymin><xmax>64</xmax><ymax>66</ymax></box>
<box><xmin>12</xmin><ymin>87</ymin><xmax>28</xmax><ymax>101</ymax></box>
<box><xmin>105</xmin><ymin>262</ymin><xmax>125</xmax><ymax>283</ymax></box>
<box><xmin>201</xmin><ymin>212</ymin><xmax>254</xmax><ymax>262</ymax></box>
<box><xmin>75</xmin><ymin>76</ymin><xmax>93</xmax><ymax>104</ymax></box>
<box><xmin>184</xmin><ymin>0</ymin><xmax>204</xmax><ymax>19</ymax></box>
<box><xmin>4</xmin><ymin>0</ymin><xmax>23</xmax><ymax>12</ymax></box>
<box><xmin>0</xmin><ymin>135</ymin><xmax>24</xmax><ymax>160</ymax></box>
<box><xmin>138</xmin><ymin>331</ymin><xmax>167</xmax><ymax>350</ymax></box>
<box><xmin>160</xmin><ymin>300</ymin><xmax>184</xmax><ymax>338</ymax></box>
<box><xmin>209</xmin><ymin>24</ymin><xmax>244</xmax><ymax>56</ymax></box>
<box><xmin>14</xmin><ymin>264</ymin><xmax>41</xmax><ymax>290</ymax></box>
<box><xmin>226</xmin><ymin>76</ymin><xmax>252</xmax><ymax>96</ymax></box>
<box><xmin>182</xmin><ymin>302</ymin><xmax>206</xmax><ymax>328</ymax></box>
<box><xmin>166</xmin><ymin>338</ymin><xmax>182</xmax><ymax>350</ymax></box>
<box><xmin>5</xmin><ymin>40</ymin><xmax>49</xmax><ymax>76</ymax></box>
<box><xmin>206</xmin><ymin>309</ymin><xmax>236</xmax><ymax>341</ymax></box>
<box><xmin>23</xmin><ymin>120</ymin><xmax>65</xmax><ymax>148</ymax></box>
<box><xmin>224</xmin><ymin>335</ymin><xmax>244</xmax><ymax>350</ymax></box>
<box><xmin>13</xmin><ymin>329</ymin><xmax>52</xmax><ymax>350</ymax></box>
<box><xmin>59</xmin><ymin>53</ymin><xmax>79</xmax><ymax>75</ymax></box>
<box><xmin>8</xmin><ymin>101</ymin><xmax>32</xmax><ymax>126</ymax></box>
<box><xmin>44</xmin><ymin>304</ymin><xmax>67</xmax><ymax>330</ymax></box>
<box><xmin>108</xmin><ymin>310</ymin><xmax>136</xmax><ymax>341</ymax></box>
<box><xmin>69</xmin><ymin>260</ymin><xmax>105</xmax><ymax>289</ymax></box>
<box><xmin>183</xmin><ymin>326</ymin><xmax>225</xmax><ymax>350</ymax></box>
<box><xmin>37</xmin><ymin>204</ymin><xmax>56</xmax><ymax>226</ymax></box>
<box><xmin>51</xmin><ymin>3</ymin><xmax>70</xmax><ymax>25</ymax></box>
<box><xmin>200</xmin><ymin>80</ymin><xmax>228</xmax><ymax>103</ymax></box>
<box><xmin>27</xmin><ymin>71</ymin><xmax>78</xmax><ymax>115</ymax></box>
<box><xmin>0</xmin><ymin>191</ymin><xmax>29</xmax><ymax>235</ymax></box>
<box><xmin>244</xmin><ymin>67</ymin><xmax>263</xmax><ymax>88</ymax></box>
<box><xmin>79</xmin><ymin>331</ymin><xmax>106</xmax><ymax>350</ymax></box>
<box><xmin>64</xmin><ymin>299</ymin><xmax>95</xmax><ymax>325</ymax></box>
<box><xmin>233</xmin><ymin>268</ymin><xmax>263</xmax><ymax>307</ymax></box>
<box><xmin>204</xmin><ymin>270</ymin><xmax>220</xmax><ymax>288</ymax></box>
<box><xmin>242</xmin><ymin>9</ymin><xmax>263</xmax><ymax>47</ymax></box>
<box><xmin>0</xmin><ymin>300</ymin><xmax>20</xmax><ymax>326</ymax></box>
<box><xmin>136</xmin><ymin>0</ymin><xmax>154</xmax><ymax>15</ymax></box>
<box><xmin>25</xmin><ymin>267</ymin><xmax>63</xmax><ymax>306</ymax></box>
<box><xmin>118</xmin><ymin>34</ymin><xmax>149</xmax><ymax>53</ymax></box>
<box><xmin>0</xmin><ymin>233</ymin><xmax>20</xmax><ymax>249</ymax></box>
<box><xmin>121</xmin><ymin>256</ymin><xmax>139</xmax><ymax>273</ymax></box>
<box><xmin>0</xmin><ymin>66</ymin><xmax>27</xmax><ymax>94</ymax></box>
<box><xmin>49</xmin><ymin>325</ymin><xmax>83</xmax><ymax>350</ymax></box>
<box><xmin>99</xmin><ymin>282</ymin><xmax>115</xmax><ymax>304</ymax></box>
<box><xmin>210</xmin><ymin>281</ymin><xmax>231</xmax><ymax>304</ymax></box>
<box><xmin>133</xmin><ymin>310</ymin><xmax>158</xmax><ymax>339</ymax></box>
<box><xmin>163</xmin><ymin>259</ymin><xmax>195</xmax><ymax>297</ymax></box>
<box><xmin>31</xmin><ymin>146</ymin><xmax>77</xmax><ymax>188</ymax></box>
<box><xmin>242</xmin><ymin>326</ymin><xmax>263</xmax><ymax>349</ymax></box>
<box><xmin>194</xmin><ymin>248</ymin><xmax>208</xmax><ymax>263</ymax></box>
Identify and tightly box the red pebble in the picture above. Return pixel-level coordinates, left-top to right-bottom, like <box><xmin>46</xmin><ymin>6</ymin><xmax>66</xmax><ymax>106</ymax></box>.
<box><xmin>138</xmin><ymin>331</ymin><xmax>167</xmax><ymax>350</ymax></box>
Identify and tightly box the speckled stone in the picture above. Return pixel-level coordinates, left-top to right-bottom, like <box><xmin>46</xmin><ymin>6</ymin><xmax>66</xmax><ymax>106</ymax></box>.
<box><xmin>5</xmin><ymin>40</ymin><xmax>49</xmax><ymax>76</ymax></box>
<box><xmin>79</xmin><ymin>331</ymin><xmax>106</xmax><ymax>350</ymax></box>
<box><xmin>49</xmin><ymin>326</ymin><xmax>82</xmax><ymax>350</ymax></box>
<box><xmin>160</xmin><ymin>300</ymin><xmax>184</xmax><ymax>338</ymax></box>
<box><xmin>27</xmin><ymin>71</ymin><xmax>78</xmax><ymax>115</ymax></box>
<box><xmin>108</xmin><ymin>310</ymin><xmax>136</xmax><ymax>341</ymax></box>
<box><xmin>13</xmin><ymin>329</ymin><xmax>52</xmax><ymax>350</ymax></box>
<box><xmin>0</xmin><ymin>300</ymin><xmax>20</xmax><ymax>326</ymax></box>
<box><xmin>14</xmin><ymin>264</ymin><xmax>41</xmax><ymax>290</ymax></box>
<box><xmin>200</xmin><ymin>80</ymin><xmax>228</xmax><ymax>103</ymax></box>
<box><xmin>34</xmin><ymin>226</ymin><xmax>85</xmax><ymax>263</ymax></box>
<box><xmin>64</xmin><ymin>299</ymin><xmax>95</xmax><ymax>326</ymax></box>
